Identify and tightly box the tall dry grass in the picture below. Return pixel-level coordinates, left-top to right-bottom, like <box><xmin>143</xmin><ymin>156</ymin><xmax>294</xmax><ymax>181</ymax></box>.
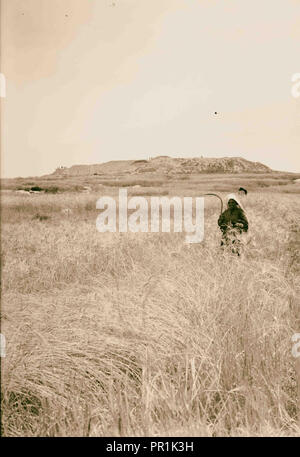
<box><xmin>1</xmin><ymin>191</ymin><xmax>299</xmax><ymax>436</ymax></box>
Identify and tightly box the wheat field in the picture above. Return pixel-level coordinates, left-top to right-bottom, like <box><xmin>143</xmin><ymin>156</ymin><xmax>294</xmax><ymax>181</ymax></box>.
<box><xmin>1</xmin><ymin>188</ymin><xmax>300</xmax><ymax>437</ymax></box>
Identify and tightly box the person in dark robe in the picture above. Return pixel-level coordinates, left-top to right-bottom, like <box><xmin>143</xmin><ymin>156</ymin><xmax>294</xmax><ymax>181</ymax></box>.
<box><xmin>218</xmin><ymin>193</ymin><xmax>248</xmax><ymax>256</ymax></box>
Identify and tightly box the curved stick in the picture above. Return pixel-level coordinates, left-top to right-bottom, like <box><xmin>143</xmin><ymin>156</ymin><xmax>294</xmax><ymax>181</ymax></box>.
<box><xmin>201</xmin><ymin>193</ymin><xmax>224</xmax><ymax>215</ymax></box>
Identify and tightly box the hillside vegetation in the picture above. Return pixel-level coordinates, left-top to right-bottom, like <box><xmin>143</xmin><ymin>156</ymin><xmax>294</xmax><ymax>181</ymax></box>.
<box><xmin>2</xmin><ymin>157</ymin><xmax>300</xmax><ymax>196</ymax></box>
<box><xmin>51</xmin><ymin>156</ymin><xmax>272</xmax><ymax>177</ymax></box>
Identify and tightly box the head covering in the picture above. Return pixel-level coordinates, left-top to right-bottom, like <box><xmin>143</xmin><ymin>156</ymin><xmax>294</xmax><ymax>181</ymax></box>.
<box><xmin>225</xmin><ymin>193</ymin><xmax>244</xmax><ymax>210</ymax></box>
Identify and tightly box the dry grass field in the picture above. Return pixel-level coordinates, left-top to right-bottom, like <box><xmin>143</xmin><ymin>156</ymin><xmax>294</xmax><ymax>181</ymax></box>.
<box><xmin>1</xmin><ymin>176</ymin><xmax>300</xmax><ymax>436</ymax></box>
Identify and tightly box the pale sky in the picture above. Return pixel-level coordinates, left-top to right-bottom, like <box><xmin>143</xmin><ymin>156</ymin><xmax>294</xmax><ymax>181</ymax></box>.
<box><xmin>1</xmin><ymin>0</ymin><xmax>300</xmax><ymax>178</ymax></box>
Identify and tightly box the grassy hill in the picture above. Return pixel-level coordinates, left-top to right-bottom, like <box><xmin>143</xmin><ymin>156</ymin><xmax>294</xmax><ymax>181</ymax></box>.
<box><xmin>51</xmin><ymin>156</ymin><xmax>272</xmax><ymax>177</ymax></box>
<box><xmin>1</xmin><ymin>156</ymin><xmax>300</xmax><ymax>195</ymax></box>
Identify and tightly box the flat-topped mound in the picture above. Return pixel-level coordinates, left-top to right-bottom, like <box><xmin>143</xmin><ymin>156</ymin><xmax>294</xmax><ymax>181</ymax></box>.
<box><xmin>52</xmin><ymin>156</ymin><xmax>272</xmax><ymax>177</ymax></box>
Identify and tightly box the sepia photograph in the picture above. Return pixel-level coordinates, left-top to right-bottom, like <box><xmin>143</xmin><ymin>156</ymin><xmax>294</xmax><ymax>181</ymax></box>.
<box><xmin>1</xmin><ymin>0</ymin><xmax>300</xmax><ymax>440</ymax></box>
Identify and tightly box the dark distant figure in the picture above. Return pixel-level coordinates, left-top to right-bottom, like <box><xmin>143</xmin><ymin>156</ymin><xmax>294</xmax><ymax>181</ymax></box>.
<box><xmin>238</xmin><ymin>187</ymin><xmax>248</xmax><ymax>195</ymax></box>
<box><xmin>218</xmin><ymin>194</ymin><xmax>248</xmax><ymax>256</ymax></box>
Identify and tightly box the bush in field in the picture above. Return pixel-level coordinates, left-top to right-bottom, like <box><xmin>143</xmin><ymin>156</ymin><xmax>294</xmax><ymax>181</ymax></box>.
<box><xmin>44</xmin><ymin>186</ymin><xmax>59</xmax><ymax>194</ymax></box>
<box><xmin>32</xmin><ymin>213</ymin><xmax>50</xmax><ymax>221</ymax></box>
